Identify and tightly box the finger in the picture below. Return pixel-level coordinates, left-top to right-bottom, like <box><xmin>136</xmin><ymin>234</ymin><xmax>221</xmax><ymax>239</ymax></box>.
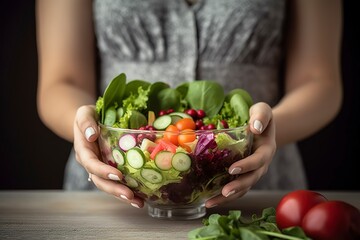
<box><xmin>249</xmin><ymin>102</ymin><xmax>272</xmax><ymax>134</ymax></box>
<box><xmin>205</xmin><ymin>188</ymin><xmax>250</xmax><ymax>208</ymax></box>
<box><xmin>74</xmin><ymin>126</ymin><xmax>123</xmax><ymax>181</ymax></box>
<box><xmin>75</xmin><ymin>143</ymin><xmax>123</xmax><ymax>181</ymax></box>
<box><xmin>206</xmin><ymin>170</ymin><xmax>262</xmax><ymax>208</ymax></box>
<box><xmin>228</xmin><ymin>142</ymin><xmax>274</xmax><ymax>175</ymax></box>
<box><xmin>91</xmin><ymin>174</ymin><xmax>144</xmax><ymax>208</ymax></box>
<box><xmin>221</xmin><ymin>171</ymin><xmax>261</xmax><ymax>198</ymax></box>
<box><xmin>75</xmin><ymin>105</ymin><xmax>99</xmax><ymax>142</ymax></box>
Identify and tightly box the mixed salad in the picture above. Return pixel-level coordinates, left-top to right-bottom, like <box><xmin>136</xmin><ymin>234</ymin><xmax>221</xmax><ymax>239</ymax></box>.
<box><xmin>96</xmin><ymin>73</ymin><xmax>254</xmax><ymax>205</ymax></box>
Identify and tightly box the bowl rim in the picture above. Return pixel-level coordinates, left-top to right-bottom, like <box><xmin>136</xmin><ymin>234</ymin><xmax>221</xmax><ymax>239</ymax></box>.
<box><xmin>98</xmin><ymin>122</ymin><xmax>251</xmax><ymax>134</ymax></box>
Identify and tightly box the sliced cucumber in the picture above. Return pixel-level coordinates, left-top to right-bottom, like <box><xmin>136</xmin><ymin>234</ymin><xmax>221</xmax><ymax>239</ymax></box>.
<box><xmin>126</xmin><ymin>147</ymin><xmax>145</xmax><ymax>169</ymax></box>
<box><xmin>104</xmin><ymin>106</ymin><xmax>117</xmax><ymax>126</ymax></box>
<box><xmin>169</xmin><ymin>112</ymin><xmax>192</xmax><ymax>119</ymax></box>
<box><xmin>112</xmin><ymin>148</ymin><xmax>125</xmax><ymax>166</ymax></box>
<box><xmin>124</xmin><ymin>175</ymin><xmax>139</xmax><ymax>188</ymax></box>
<box><xmin>170</xmin><ymin>114</ymin><xmax>182</xmax><ymax>125</ymax></box>
<box><xmin>154</xmin><ymin>151</ymin><xmax>174</xmax><ymax>170</ymax></box>
<box><xmin>153</xmin><ymin>115</ymin><xmax>172</xmax><ymax>130</ymax></box>
<box><xmin>171</xmin><ymin>152</ymin><xmax>191</xmax><ymax>172</ymax></box>
<box><xmin>140</xmin><ymin>168</ymin><xmax>163</xmax><ymax>184</ymax></box>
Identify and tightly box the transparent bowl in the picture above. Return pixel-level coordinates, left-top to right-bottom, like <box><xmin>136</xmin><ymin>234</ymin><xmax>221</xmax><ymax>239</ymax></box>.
<box><xmin>98</xmin><ymin>124</ymin><xmax>253</xmax><ymax>220</ymax></box>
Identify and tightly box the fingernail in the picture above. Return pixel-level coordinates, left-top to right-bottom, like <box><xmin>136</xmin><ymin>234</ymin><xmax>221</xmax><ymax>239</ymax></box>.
<box><xmin>225</xmin><ymin>190</ymin><xmax>235</xmax><ymax>198</ymax></box>
<box><xmin>85</xmin><ymin>127</ymin><xmax>96</xmax><ymax>140</ymax></box>
<box><xmin>254</xmin><ymin>120</ymin><xmax>263</xmax><ymax>133</ymax></box>
<box><xmin>120</xmin><ymin>194</ymin><xmax>129</xmax><ymax>200</ymax></box>
<box><xmin>131</xmin><ymin>203</ymin><xmax>140</xmax><ymax>208</ymax></box>
<box><xmin>108</xmin><ymin>173</ymin><xmax>120</xmax><ymax>181</ymax></box>
<box><xmin>230</xmin><ymin>167</ymin><xmax>242</xmax><ymax>175</ymax></box>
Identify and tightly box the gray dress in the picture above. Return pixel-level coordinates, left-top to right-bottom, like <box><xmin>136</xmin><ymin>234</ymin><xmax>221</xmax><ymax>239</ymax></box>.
<box><xmin>64</xmin><ymin>0</ymin><xmax>307</xmax><ymax>190</ymax></box>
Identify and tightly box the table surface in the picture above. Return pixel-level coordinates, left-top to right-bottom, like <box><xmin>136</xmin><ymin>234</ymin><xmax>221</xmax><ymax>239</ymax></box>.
<box><xmin>0</xmin><ymin>190</ymin><xmax>359</xmax><ymax>239</ymax></box>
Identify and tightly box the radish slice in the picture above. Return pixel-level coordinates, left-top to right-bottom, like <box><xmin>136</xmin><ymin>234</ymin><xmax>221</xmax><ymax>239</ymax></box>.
<box><xmin>118</xmin><ymin>134</ymin><xmax>137</xmax><ymax>151</ymax></box>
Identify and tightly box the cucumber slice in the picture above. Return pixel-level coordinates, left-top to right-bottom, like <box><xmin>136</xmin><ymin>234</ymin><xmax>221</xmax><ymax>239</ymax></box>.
<box><xmin>153</xmin><ymin>115</ymin><xmax>172</xmax><ymax>130</ymax></box>
<box><xmin>112</xmin><ymin>148</ymin><xmax>125</xmax><ymax>166</ymax></box>
<box><xmin>154</xmin><ymin>151</ymin><xmax>174</xmax><ymax>170</ymax></box>
<box><xmin>171</xmin><ymin>152</ymin><xmax>191</xmax><ymax>172</ymax></box>
<box><xmin>124</xmin><ymin>175</ymin><xmax>139</xmax><ymax>188</ymax></box>
<box><xmin>170</xmin><ymin>114</ymin><xmax>182</xmax><ymax>125</ymax></box>
<box><xmin>126</xmin><ymin>147</ymin><xmax>145</xmax><ymax>169</ymax></box>
<box><xmin>104</xmin><ymin>106</ymin><xmax>117</xmax><ymax>126</ymax></box>
<box><xmin>140</xmin><ymin>168</ymin><xmax>163</xmax><ymax>184</ymax></box>
<box><xmin>169</xmin><ymin>112</ymin><xmax>192</xmax><ymax>119</ymax></box>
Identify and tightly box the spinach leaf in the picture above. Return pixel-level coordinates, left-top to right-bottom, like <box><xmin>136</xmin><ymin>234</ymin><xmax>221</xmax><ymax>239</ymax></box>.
<box><xmin>229</xmin><ymin>93</ymin><xmax>250</xmax><ymax>124</ymax></box>
<box><xmin>129</xmin><ymin>110</ymin><xmax>147</xmax><ymax>129</ymax></box>
<box><xmin>124</xmin><ymin>80</ymin><xmax>151</xmax><ymax>99</ymax></box>
<box><xmin>147</xmin><ymin>82</ymin><xmax>170</xmax><ymax>114</ymax></box>
<box><xmin>186</xmin><ymin>81</ymin><xmax>225</xmax><ymax>118</ymax></box>
<box><xmin>176</xmin><ymin>82</ymin><xmax>190</xmax><ymax>99</ymax></box>
<box><xmin>157</xmin><ymin>88</ymin><xmax>182</xmax><ymax>112</ymax></box>
<box><xmin>102</xmin><ymin>73</ymin><xmax>126</xmax><ymax>123</ymax></box>
<box><xmin>225</xmin><ymin>88</ymin><xmax>254</xmax><ymax>108</ymax></box>
<box><xmin>188</xmin><ymin>208</ymin><xmax>310</xmax><ymax>240</ymax></box>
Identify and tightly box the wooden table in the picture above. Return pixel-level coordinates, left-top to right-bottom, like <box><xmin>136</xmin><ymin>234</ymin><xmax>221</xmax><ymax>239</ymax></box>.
<box><xmin>0</xmin><ymin>190</ymin><xmax>359</xmax><ymax>239</ymax></box>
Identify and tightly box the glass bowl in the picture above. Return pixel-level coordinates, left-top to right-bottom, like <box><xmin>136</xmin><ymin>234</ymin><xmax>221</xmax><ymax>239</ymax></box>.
<box><xmin>98</xmin><ymin>124</ymin><xmax>253</xmax><ymax>220</ymax></box>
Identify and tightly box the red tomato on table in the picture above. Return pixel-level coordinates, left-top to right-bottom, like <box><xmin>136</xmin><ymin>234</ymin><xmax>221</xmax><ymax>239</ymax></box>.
<box><xmin>276</xmin><ymin>190</ymin><xmax>327</xmax><ymax>229</ymax></box>
<box><xmin>302</xmin><ymin>200</ymin><xmax>360</xmax><ymax>240</ymax></box>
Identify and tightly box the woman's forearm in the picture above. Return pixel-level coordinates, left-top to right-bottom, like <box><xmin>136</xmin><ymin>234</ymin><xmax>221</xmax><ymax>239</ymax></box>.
<box><xmin>37</xmin><ymin>81</ymin><xmax>96</xmax><ymax>142</ymax></box>
<box><xmin>273</xmin><ymin>75</ymin><xmax>342</xmax><ymax>147</ymax></box>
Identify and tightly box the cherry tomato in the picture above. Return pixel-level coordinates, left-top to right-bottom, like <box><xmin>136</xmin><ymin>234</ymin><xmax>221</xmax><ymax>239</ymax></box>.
<box><xmin>276</xmin><ymin>190</ymin><xmax>327</xmax><ymax>229</ymax></box>
<box><xmin>178</xmin><ymin>129</ymin><xmax>196</xmax><ymax>151</ymax></box>
<box><xmin>302</xmin><ymin>200</ymin><xmax>360</xmax><ymax>240</ymax></box>
<box><xmin>163</xmin><ymin>125</ymin><xmax>179</xmax><ymax>145</ymax></box>
<box><xmin>175</xmin><ymin>118</ymin><xmax>196</xmax><ymax>131</ymax></box>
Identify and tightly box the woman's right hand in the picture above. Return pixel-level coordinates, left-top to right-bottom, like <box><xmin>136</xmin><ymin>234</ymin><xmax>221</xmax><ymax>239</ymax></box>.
<box><xmin>73</xmin><ymin>105</ymin><xmax>144</xmax><ymax>208</ymax></box>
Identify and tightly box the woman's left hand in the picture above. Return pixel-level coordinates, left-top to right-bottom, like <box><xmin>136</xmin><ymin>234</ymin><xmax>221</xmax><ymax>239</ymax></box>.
<box><xmin>205</xmin><ymin>102</ymin><xmax>276</xmax><ymax>208</ymax></box>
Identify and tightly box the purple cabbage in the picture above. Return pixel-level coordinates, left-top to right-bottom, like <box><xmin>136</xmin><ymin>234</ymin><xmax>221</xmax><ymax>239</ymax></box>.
<box><xmin>194</xmin><ymin>133</ymin><xmax>218</xmax><ymax>155</ymax></box>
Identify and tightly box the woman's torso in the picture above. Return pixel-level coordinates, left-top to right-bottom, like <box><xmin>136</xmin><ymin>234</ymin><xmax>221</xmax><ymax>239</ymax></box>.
<box><xmin>63</xmin><ymin>0</ymin><xmax>307</xmax><ymax>190</ymax></box>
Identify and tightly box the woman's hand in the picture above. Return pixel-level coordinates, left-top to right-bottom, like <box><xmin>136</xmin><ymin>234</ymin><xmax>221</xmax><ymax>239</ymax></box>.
<box><xmin>205</xmin><ymin>102</ymin><xmax>276</xmax><ymax>208</ymax></box>
<box><xmin>73</xmin><ymin>105</ymin><xmax>145</xmax><ymax>208</ymax></box>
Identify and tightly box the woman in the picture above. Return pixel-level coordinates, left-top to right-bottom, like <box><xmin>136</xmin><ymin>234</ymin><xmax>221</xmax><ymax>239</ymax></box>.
<box><xmin>35</xmin><ymin>0</ymin><xmax>342</xmax><ymax>209</ymax></box>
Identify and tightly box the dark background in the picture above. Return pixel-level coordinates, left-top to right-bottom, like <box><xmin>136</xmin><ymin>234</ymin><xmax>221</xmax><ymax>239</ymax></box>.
<box><xmin>1</xmin><ymin>1</ymin><xmax>359</xmax><ymax>190</ymax></box>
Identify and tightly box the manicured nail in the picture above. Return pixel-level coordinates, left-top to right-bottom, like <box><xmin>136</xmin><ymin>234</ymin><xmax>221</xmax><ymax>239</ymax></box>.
<box><xmin>108</xmin><ymin>173</ymin><xmax>120</xmax><ymax>181</ymax></box>
<box><xmin>254</xmin><ymin>120</ymin><xmax>263</xmax><ymax>133</ymax></box>
<box><xmin>120</xmin><ymin>194</ymin><xmax>129</xmax><ymax>200</ymax></box>
<box><xmin>131</xmin><ymin>203</ymin><xmax>140</xmax><ymax>208</ymax></box>
<box><xmin>230</xmin><ymin>167</ymin><xmax>242</xmax><ymax>175</ymax></box>
<box><xmin>225</xmin><ymin>190</ymin><xmax>235</xmax><ymax>198</ymax></box>
<box><xmin>85</xmin><ymin>127</ymin><xmax>96</xmax><ymax>140</ymax></box>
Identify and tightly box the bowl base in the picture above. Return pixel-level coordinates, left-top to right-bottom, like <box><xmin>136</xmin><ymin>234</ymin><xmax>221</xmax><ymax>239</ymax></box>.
<box><xmin>147</xmin><ymin>203</ymin><xmax>206</xmax><ymax>220</ymax></box>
